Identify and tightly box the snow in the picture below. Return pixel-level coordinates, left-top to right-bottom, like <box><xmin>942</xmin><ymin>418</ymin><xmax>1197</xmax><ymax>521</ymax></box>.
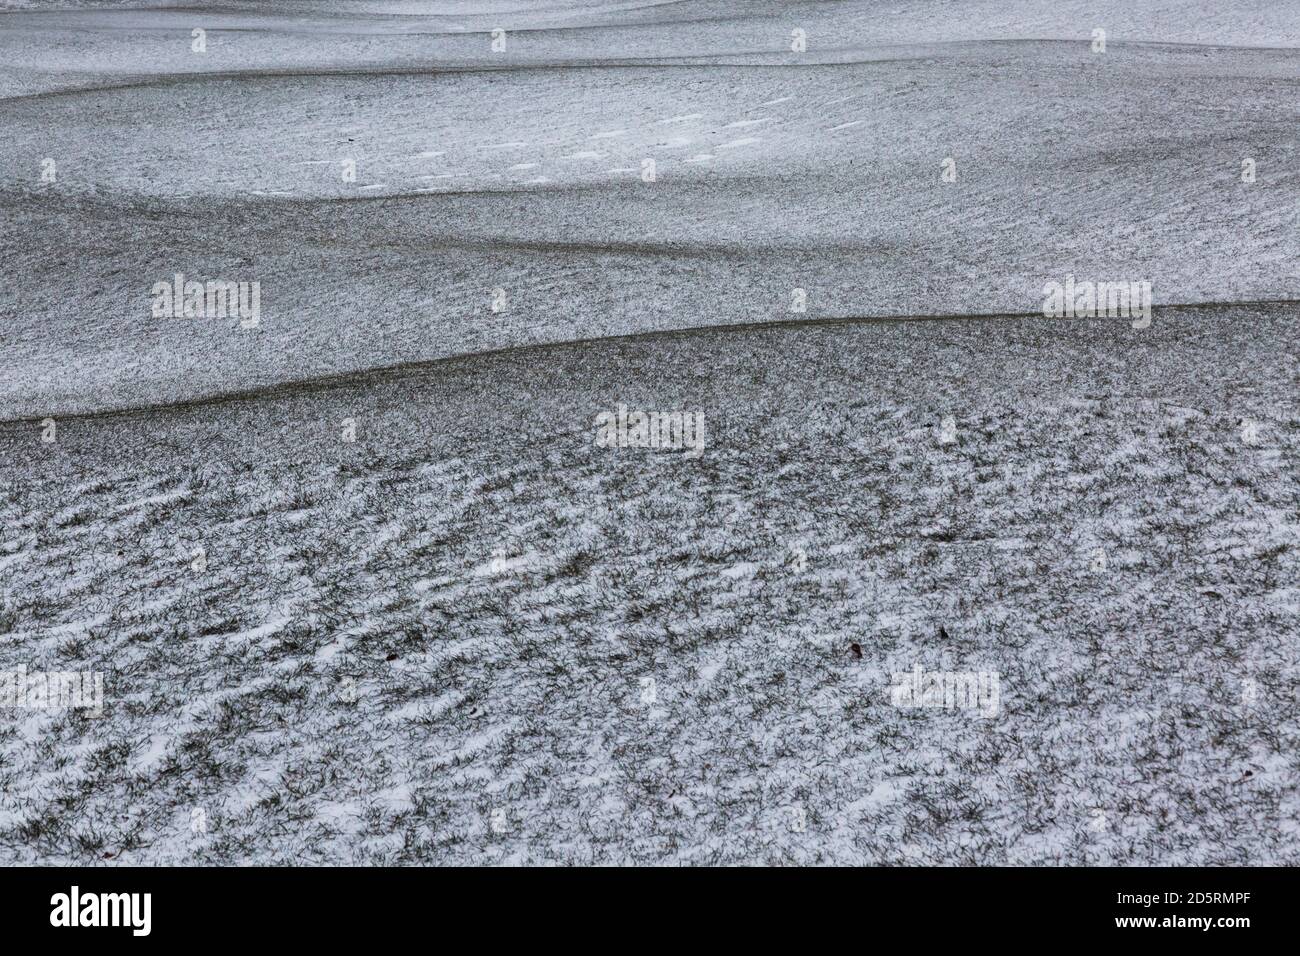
<box><xmin>0</xmin><ymin>0</ymin><xmax>1296</xmax><ymax>866</ymax></box>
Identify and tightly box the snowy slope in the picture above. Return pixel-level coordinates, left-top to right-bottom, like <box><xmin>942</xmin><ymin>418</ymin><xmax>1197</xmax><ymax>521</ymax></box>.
<box><xmin>2</xmin><ymin>304</ymin><xmax>1298</xmax><ymax>864</ymax></box>
<box><xmin>1</xmin><ymin>0</ymin><xmax>1297</xmax><ymax>415</ymax></box>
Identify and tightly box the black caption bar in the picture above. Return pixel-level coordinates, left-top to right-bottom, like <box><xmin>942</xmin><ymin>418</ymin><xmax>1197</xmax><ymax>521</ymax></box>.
<box><xmin>0</xmin><ymin>866</ymin><xmax>1287</xmax><ymax>944</ymax></box>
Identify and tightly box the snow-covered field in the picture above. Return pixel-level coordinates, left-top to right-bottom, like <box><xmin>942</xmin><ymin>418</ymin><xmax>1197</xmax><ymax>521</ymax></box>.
<box><xmin>3</xmin><ymin>0</ymin><xmax>1297</xmax><ymax>415</ymax></box>
<box><xmin>1</xmin><ymin>1</ymin><xmax>1298</xmax><ymax>864</ymax></box>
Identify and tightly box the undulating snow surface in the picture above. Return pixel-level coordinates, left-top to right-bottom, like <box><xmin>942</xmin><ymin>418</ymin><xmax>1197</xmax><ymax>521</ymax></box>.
<box><xmin>1</xmin><ymin>1</ymin><xmax>1297</xmax><ymax>864</ymax></box>
<box><xmin>1</xmin><ymin>0</ymin><xmax>1297</xmax><ymax>414</ymax></box>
